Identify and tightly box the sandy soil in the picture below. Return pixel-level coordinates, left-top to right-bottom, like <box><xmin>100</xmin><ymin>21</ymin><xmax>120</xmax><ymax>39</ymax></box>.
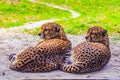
<box><xmin>0</xmin><ymin>29</ymin><xmax>120</xmax><ymax>80</ymax></box>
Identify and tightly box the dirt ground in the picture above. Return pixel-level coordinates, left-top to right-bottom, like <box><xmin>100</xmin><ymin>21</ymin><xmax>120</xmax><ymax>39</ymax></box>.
<box><xmin>0</xmin><ymin>30</ymin><xmax>120</xmax><ymax>80</ymax></box>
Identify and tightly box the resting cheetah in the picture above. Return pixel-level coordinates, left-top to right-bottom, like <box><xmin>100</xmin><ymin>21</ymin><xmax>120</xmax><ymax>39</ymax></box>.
<box><xmin>60</xmin><ymin>26</ymin><xmax>111</xmax><ymax>73</ymax></box>
<box><xmin>9</xmin><ymin>22</ymin><xmax>71</xmax><ymax>72</ymax></box>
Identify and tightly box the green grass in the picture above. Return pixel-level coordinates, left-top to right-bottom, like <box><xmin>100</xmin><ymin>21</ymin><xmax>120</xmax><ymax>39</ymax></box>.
<box><xmin>23</xmin><ymin>27</ymin><xmax>40</xmax><ymax>36</ymax></box>
<box><xmin>38</xmin><ymin>0</ymin><xmax>120</xmax><ymax>36</ymax></box>
<box><xmin>0</xmin><ymin>0</ymin><xmax>71</xmax><ymax>28</ymax></box>
<box><xmin>0</xmin><ymin>0</ymin><xmax>120</xmax><ymax>39</ymax></box>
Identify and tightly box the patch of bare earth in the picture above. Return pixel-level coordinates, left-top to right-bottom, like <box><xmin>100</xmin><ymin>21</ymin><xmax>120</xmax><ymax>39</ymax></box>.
<box><xmin>0</xmin><ymin>29</ymin><xmax>120</xmax><ymax>79</ymax></box>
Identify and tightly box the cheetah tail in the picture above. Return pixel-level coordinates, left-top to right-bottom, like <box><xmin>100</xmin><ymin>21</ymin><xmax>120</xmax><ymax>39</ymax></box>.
<box><xmin>9</xmin><ymin>53</ymin><xmax>16</xmax><ymax>62</ymax></box>
<box><xmin>60</xmin><ymin>62</ymin><xmax>87</xmax><ymax>73</ymax></box>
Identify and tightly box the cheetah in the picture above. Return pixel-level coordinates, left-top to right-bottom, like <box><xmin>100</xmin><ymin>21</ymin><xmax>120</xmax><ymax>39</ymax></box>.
<box><xmin>60</xmin><ymin>26</ymin><xmax>111</xmax><ymax>73</ymax></box>
<box><xmin>9</xmin><ymin>22</ymin><xmax>71</xmax><ymax>72</ymax></box>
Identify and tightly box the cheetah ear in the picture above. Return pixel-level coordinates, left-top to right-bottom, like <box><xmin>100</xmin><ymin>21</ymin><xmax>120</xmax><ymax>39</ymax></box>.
<box><xmin>54</xmin><ymin>25</ymin><xmax>60</xmax><ymax>32</ymax></box>
<box><xmin>102</xmin><ymin>29</ymin><xmax>107</xmax><ymax>37</ymax></box>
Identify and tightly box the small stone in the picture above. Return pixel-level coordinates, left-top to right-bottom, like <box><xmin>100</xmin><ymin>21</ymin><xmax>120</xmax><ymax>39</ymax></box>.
<box><xmin>87</xmin><ymin>75</ymin><xmax>91</xmax><ymax>78</ymax></box>
<box><xmin>2</xmin><ymin>72</ymin><xmax>5</xmax><ymax>75</ymax></box>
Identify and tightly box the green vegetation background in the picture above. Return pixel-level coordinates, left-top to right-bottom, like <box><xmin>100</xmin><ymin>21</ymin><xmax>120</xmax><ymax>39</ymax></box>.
<box><xmin>0</xmin><ymin>0</ymin><xmax>120</xmax><ymax>39</ymax></box>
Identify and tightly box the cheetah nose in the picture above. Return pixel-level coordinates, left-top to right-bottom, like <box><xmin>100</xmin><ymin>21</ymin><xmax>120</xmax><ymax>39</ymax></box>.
<box><xmin>38</xmin><ymin>33</ymin><xmax>41</xmax><ymax>36</ymax></box>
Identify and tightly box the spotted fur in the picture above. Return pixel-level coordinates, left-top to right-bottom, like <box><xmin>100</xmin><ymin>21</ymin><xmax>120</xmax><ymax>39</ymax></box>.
<box><xmin>9</xmin><ymin>23</ymin><xmax>71</xmax><ymax>72</ymax></box>
<box><xmin>60</xmin><ymin>26</ymin><xmax>111</xmax><ymax>73</ymax></box>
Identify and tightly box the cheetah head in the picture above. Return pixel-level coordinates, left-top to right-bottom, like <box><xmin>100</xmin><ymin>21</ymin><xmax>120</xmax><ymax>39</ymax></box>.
<box><xmin>85</xmin><ymin>26</ymin><xmax>109</xmax><ymax>47</ymax></box>
<box><xmin>38</xmin><ymin>22</ymin><xmax>67</xmax><ymax>40</ymax></box>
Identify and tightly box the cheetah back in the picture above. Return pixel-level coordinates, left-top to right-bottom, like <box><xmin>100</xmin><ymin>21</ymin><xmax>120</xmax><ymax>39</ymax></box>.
<box><xmin>60</xmin><ymin>42</ymin><xmax>110</xmax><ymax>73</ymax></box>
<box><xmin>10</xmin><ymin>39</ymin><xmax>71</xmax><ymax>72</ymax></box>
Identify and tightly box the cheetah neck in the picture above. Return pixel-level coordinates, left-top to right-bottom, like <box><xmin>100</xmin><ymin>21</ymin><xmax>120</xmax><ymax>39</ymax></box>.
<box><xmin>102</xmin><ymin>35</ymin><xmax>110</xmax><ymax>49</ymax></box>
<box><xmin>93</xmin><ymin>39</ymin><xmax>110</xmax><ymax>49</ymax></box>
<box><xmin>58</xmin><ymin>28</ymin><xmax>68</xmax><ymax>40</ymax></box>
<box><xmin>101</xmin><ymin>39</ymin><xmax>110</xmax><ymax>49</ymax></box>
